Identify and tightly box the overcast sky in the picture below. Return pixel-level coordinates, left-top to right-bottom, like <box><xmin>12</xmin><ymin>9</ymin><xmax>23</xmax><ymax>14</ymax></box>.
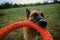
<box><xmin>0</xmin><ymin>0</ymin><xmax>60</xmax><ymax>4</ymax></box>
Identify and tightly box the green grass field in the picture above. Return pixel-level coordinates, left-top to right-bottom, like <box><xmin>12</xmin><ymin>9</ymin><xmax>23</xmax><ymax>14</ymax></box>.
<box><xmin>0</xmin><ymin>3</ymin><xmax>60</xmax><ymax>40</ymax></box>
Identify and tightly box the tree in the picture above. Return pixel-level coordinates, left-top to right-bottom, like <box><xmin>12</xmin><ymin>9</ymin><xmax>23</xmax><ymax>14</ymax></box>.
<box><xmin>13</xmin><ymin>3</ymin><xmax>19</xmax><ymax>8</ymax></box>
<box><xmin>54</xmin><ymin>0</ymin><xmax>58</xmax><ymax>3</ymax></box>
<box><xmin>43</xmin><ymin>1</ymin><xmax>48</xmax><ymax>4</ymax></box>
<box><xmin>0</xmin><ymin>2</ymin><xmax>13</xmax><ymax>9</ymax></box>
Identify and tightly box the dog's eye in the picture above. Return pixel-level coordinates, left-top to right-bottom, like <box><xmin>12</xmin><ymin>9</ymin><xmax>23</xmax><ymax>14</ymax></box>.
<box><xmin>32</xmin><ymin>13</ymin><xmax>38</xmax><ymax>17</ymax></box>
<box><xmin>41</xmin><ymin>13</ymin><xmax>44</xmax><ymax>17</ymax></box>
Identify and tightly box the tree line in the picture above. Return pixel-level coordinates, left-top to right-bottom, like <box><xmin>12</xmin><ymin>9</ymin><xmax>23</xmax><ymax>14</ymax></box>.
<box><xmin>0</xmin><ymin>0</ymin><xmax>60</xmax><ymax>9</ymax></box>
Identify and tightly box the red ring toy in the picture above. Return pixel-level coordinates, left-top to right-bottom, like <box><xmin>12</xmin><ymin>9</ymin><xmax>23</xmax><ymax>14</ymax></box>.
<box><xmin>0</xmin><ymin>21</ymin><xmax>53</xmax><ymax>40</ymax></box>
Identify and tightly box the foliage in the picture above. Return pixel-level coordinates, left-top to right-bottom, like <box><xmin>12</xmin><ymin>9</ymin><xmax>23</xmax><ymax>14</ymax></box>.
<box><xmin>0</xmin><ymin>2</ymin><xmax>13</xmax><ymax>9</ymax></box>
<box><xmin>0</xmin><ymin>1</ymin><xmax>60</xmax><ymax>9</ymax></box>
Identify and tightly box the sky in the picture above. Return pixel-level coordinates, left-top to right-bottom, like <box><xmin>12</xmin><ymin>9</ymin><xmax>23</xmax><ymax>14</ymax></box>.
<box><xmin>0</xmin><ymin>0</ymin><xmax>60</xmax><ymax>4</ymax></box>
<box><xmin>11</xmin><ymin>0</ymin><xmax>45</xmax><ymax>4</ymax></box>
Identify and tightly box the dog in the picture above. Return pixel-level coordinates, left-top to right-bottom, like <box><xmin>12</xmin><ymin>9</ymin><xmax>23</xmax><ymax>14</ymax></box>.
<box><xmin>23</xmin><ymin>8</ymin><xmax>47</xmax><ymax>40</ymax></box>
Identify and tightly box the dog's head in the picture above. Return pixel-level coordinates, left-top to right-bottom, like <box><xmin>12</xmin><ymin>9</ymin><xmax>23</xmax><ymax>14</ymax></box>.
<box><xmin>26</xmin><ymin>8</ymin><xmax>47</xmax><ymax>28</ymax></box>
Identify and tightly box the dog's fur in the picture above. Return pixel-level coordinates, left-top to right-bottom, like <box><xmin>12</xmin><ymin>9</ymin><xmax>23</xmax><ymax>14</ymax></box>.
<box><xmin>23</xmin><ymin>8</ymin><xmax>46</xmax><ymax>40</ymax></box>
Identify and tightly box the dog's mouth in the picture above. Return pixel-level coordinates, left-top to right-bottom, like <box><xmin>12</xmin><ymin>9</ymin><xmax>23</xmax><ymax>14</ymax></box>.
<box><xmin>30</xmin><ymin>18</ymin><xmax>47</xmax><ymax>36</ymax></box>
<box><xmin>30</xmin><ymin>18</ymin><xmax>47</xmax><ymax>28</ymax></box>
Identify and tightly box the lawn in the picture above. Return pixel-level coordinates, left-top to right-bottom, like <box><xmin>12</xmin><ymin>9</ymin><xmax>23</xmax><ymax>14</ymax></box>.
<box><xmin>0</xmin><ymin>3</ymin><xmax>60</xmax><ymax>40</ymax></box>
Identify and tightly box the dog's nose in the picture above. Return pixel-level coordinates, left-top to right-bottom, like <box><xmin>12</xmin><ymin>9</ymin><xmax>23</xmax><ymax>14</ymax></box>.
<box><xmin>38</xmin><ymin>19</ymin><xmax>47</xmax><ymax>28</ymax></box>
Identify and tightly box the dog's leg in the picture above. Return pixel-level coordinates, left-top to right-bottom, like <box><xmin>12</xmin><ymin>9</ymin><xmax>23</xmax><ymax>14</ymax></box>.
<box><xmin>23</xmin><ymin>27</ymin><xmax>38</xmax><ymax>40</ymax></box>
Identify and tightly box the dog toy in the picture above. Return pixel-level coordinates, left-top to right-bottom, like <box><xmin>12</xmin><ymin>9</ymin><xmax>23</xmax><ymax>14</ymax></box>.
<box><xmin>0</xmin><ymin>21</ymin><xmax>53</xmax><ymax>40</ymax></box>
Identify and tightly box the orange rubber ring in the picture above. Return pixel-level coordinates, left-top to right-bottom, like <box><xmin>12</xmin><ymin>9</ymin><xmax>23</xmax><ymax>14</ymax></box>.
<box><xmin>0</xmin><ymin>21</ymin><xmax>53</xmax><ymax>40</ymax></box>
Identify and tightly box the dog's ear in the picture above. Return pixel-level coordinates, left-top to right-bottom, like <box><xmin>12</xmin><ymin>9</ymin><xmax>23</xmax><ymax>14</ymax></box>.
<box><xmin>26</xmin><ymin>8</ymin><xmax>30</xmax><ymax>18</ymax></box>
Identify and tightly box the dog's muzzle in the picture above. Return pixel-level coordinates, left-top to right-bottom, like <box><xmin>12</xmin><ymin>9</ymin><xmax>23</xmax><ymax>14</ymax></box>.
<box><xmin>31</xmin><ymin>18</ymin><xmax>47</xmax><ymax>28</ymax></box>
<box><xmin>37</xmin><ymin>18</ymin><xmax>47</xmax><ymax>28</ymax></box>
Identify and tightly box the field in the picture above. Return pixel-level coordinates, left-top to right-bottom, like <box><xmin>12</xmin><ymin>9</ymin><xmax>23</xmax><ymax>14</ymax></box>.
<box><xmin>0</xmin><ymin>3</ymin><xmax>60</xmax><ymax>40</ymax></box>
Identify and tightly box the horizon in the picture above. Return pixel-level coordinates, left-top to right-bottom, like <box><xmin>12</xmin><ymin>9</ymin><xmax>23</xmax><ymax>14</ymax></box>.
<box><xmin>0</xmin><ymin>0</ymin><xmax>60</xmax><ymax>4</ymax></box>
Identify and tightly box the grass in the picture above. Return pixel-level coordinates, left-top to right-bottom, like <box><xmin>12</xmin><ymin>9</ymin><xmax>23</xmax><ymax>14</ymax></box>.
<box><xmin>0</xmin><ymin>3</ymin><xmax>60</xmax><ymax>40</ymax></box>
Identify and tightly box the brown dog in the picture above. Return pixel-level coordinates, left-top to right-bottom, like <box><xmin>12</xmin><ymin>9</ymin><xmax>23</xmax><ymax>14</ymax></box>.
<box><xmin>23</xmin><ymin>8</ymin><xmax>47</xmax><ymax>40</ymax></box>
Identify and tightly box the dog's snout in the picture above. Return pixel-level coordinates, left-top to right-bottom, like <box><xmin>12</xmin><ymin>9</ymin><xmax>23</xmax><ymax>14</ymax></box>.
<box><xmin>38</xmin><ymin>19</ymin><xmax>47</xmax><ymax>28</ymax></box>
